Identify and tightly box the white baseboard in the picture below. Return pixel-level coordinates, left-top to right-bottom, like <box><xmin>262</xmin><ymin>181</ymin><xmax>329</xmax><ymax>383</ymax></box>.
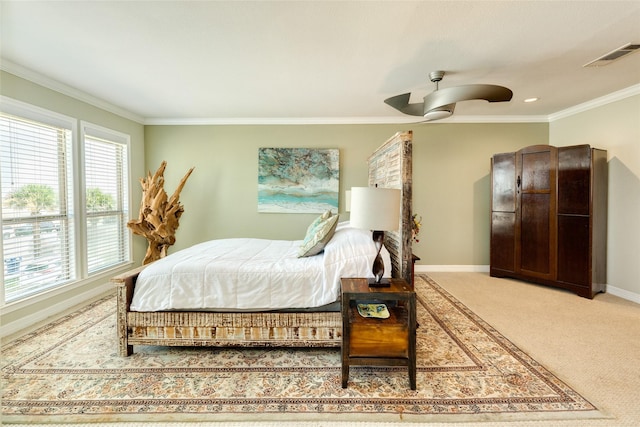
<box><xmin>0</xmin><ymin>281</ymin><xmax>113</xmax><ymax>338</ymax></box>
<box><xmin>415</xmin><ymin>265</ymin><xmax>490</xmax><ymax>273</ymax></box>
<box><xmin>607</xmin><ymin>285</ymin><xmax>640</xmax><ymax>304</ymax></box>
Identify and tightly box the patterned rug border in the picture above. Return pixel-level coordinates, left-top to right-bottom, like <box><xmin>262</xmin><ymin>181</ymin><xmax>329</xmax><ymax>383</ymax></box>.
<box><xmin>1</xmin><ymin>274</ymin><xmax>605</xmax><ymax>424</ymax></box>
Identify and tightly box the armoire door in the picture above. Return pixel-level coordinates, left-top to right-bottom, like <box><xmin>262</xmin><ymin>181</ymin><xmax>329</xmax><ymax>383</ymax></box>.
<box><xmin>557</xmin><ymin>145</ymin><xmax>592</xmax><ymax>287</ymax></box>
<box><xmin>516</xmin><ymin>146</ymin><xmax>557</xmax><ymax>280</ymax></box>
<box><xmin>490</xmin><ymin>153</ymin><xmax>516</xmax><ymax>274</ymax></box>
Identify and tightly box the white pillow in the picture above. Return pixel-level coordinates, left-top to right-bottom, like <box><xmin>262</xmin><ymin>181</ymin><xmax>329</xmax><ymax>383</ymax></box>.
<box><xmin>298</xmin><ymin>212</ymin><xmax>340</xmax><ymax>257</ymax></box>
<box><xmin>335</xmin><ymin>220</ymin><xmax>351</xmax><ymax>231</ymax></box>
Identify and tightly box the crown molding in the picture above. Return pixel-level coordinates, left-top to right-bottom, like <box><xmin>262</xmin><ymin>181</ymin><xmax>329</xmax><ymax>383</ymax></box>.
<box><xmin>144</xmin><ymin>114</ymin><xmax>548</xmax><ymax>126</ymax></box>
<box><xmin>548</xmin><ymin>84</ymin><xmax>640</xmax><ymax>122</ymax></box>
<box><xmin>434</xmin><ymin>115</ymin><xmax>548</xmax><ymax>124</ymax></box>
<box><xmin>143</xmin><ymin>116</ymin><xmax>418</xmax><ymax>125</ymax></box>
<box><xmin>0</xmin><ymin>59</ymin><xmax>145</xmax><ymax>124</ymax></box>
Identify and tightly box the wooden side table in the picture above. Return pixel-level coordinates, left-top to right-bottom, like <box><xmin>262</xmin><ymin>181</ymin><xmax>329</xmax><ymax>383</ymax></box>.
<box><xmin>341</xmin><ymin>277</ymin><xmax>417</xmax><ymax>390</ymax></box>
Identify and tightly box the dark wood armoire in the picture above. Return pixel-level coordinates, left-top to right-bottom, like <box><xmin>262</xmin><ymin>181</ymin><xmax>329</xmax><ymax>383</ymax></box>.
<box><xmin>490</xmin><ymin>144</ymin><xmax>608</xmax><ymax>299</ymax></box>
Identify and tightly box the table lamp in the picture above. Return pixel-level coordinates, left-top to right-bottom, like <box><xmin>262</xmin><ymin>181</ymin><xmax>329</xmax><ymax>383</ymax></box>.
<box><xmin>349</xmin><ymin>186</ymin><xmax>401</xmax><ymax>287</ymax></box>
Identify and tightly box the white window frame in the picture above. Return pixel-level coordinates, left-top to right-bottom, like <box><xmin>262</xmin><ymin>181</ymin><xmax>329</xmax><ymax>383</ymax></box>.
<box><xmin>80</xmin><ymin>121</ymin><xmax>132</xmax><ymax>277</ymax></box>
<box><xmin>1</xmin><ymin>96</ymin><xmax>133</xmax><ymax>309</ymax></box>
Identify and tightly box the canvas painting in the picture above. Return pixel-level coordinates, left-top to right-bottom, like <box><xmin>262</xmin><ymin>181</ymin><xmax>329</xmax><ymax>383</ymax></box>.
<box><xmin>258</xmin><ymin>148</ymin><xmax>339</xmax><ymax>213</ymax></box>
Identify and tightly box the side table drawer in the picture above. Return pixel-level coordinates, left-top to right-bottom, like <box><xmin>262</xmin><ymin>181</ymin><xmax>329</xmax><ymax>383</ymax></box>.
<box><xmin>349</xmin><ymin>307</ymin><xmax>409</xmax><ymax>358</ymax></box>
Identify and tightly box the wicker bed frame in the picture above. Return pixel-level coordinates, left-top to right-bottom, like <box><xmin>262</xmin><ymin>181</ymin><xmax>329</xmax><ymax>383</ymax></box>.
<box><xmin>113</xmin><ymin>131</ymin><xmax>413</xmax><ymax>356</ymax></box>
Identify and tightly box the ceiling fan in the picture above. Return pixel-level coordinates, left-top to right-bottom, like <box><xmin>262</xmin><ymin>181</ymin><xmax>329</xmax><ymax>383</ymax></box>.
<box><xmin>384</xmin><ymin>71</ymin><xmax>513</xmax><ymax>121</ymax></box>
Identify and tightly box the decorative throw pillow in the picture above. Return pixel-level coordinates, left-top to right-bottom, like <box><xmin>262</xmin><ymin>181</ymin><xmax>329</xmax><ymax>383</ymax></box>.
<box><xmin>304</xmin><ymin>210</ymin><xmax>332</xmax><ymax>237</ymax></box>
<box><xmin>298</xmin><ymin>212</ymin><xmax>340</xmax><ymax>257</ymax></box>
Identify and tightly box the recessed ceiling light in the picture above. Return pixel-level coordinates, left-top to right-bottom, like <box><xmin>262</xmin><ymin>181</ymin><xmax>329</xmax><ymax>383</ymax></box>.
<box><xmin>524</xmin><ymin>97</ymin><xmax>539</xmax><ymax>103</ymax></box>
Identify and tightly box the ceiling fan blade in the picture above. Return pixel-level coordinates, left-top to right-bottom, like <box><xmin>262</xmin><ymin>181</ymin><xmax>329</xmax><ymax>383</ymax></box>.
<box><xmin>384</xmin><ymin>93</ymin><xmax>425</xmax><ymax>116</ymax></box>
<box><xmin>422</xmin><ymin>84</ymin><xmax>513</xmax><ymax>113</ymax></box>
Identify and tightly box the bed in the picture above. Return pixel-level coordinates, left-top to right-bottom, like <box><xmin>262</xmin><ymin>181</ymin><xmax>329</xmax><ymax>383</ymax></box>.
<box><xmin>112</xmin><ymin>131</ymin><xmax>413</xmax><ymax>356</ymax></box>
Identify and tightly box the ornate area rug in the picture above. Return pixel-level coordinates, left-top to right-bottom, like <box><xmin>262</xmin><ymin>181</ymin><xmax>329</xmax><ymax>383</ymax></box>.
<box><xmin>2</xmin><ymin>275</ymin><xmax>603</xmax><ymax>424</ymax></box>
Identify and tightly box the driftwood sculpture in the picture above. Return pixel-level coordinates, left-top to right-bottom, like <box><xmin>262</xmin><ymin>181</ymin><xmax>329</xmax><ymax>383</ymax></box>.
<box><xmin>128</xmin><ymin>161</ymin><xmax>194</xmax><ymax>265</ymax></box>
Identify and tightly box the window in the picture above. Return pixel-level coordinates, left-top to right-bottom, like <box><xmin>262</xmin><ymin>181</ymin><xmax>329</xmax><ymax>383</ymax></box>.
<box><xmin>82</xmin><ymin>124</ymin><xmax>130</xmax><ymax>274</ymax></box>
<box><xmin>1</xmin><ymin>98</ymin><xmax>131</xmax><ymax>305</ymax></box>
<box><xmin>1</xmin><ymin>109</ymin><xmax>75</xmax><ymax>302</ymax></box>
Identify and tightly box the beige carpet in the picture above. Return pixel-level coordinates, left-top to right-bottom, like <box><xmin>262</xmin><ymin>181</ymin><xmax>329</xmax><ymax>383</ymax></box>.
<box><xmin>426</xmin><ymin>271</ymin><xmax>640</xmax><ymax>427</ymax></box>
<box><xmin>1</xmin><ymin>274</ymin><xmax>610</xmax><ymax>425</ymax></box>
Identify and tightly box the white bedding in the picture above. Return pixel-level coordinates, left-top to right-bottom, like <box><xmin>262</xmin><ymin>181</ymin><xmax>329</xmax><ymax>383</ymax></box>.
<box><xmin>130</xmin><ymin>224</ymin><xmax>391</xmax><ymax>311</ymax></box>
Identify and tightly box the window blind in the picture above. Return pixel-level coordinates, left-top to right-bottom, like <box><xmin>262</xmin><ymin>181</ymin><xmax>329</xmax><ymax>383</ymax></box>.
<box><xmin>1</xmin><ymin>112</ymin><xmax>75</xmax><ymax>303</ymax></box>
<box><xmin>83</xmin><ymin>129</ymin><xmax>130</xmax><ymax>274</ymax></box>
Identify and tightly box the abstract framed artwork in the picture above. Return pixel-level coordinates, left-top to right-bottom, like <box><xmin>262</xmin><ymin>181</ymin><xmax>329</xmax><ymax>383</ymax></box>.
<box><xmin>258</xmin><ymin>148</ymin><xmax>339</xmax><ymax>213</ymax></box>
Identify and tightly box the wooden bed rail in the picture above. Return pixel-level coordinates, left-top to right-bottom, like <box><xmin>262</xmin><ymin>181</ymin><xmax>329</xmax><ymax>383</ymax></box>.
<box><xmin>111</xmin><ymin>265</ymin><xmax>342</xmax><ymax>357</ymax></box>
<box><xmin>111</xmin><ymin>265</ymin><xmax>146</xmax><ymax>356</ymax></box>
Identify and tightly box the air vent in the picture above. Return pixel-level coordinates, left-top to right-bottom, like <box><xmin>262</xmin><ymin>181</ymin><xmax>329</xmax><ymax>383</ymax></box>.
<box><xmin>584</xmin><ymin>43</ymin><xmax>640</xmax><ymax>67</ymax></box>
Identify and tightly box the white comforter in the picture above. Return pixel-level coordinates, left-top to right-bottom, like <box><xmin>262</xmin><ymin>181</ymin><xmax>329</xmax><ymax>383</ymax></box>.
<box><xmin>130</xmin><ymin>224</ymin><xmax>390</xmax><ymax>311</ymax></box>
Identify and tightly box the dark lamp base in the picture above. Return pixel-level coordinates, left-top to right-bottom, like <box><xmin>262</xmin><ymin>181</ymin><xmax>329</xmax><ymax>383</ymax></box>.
<box><xmin>368</xmin><ymin>278</ymin><xmax>391</xmax><ymax>287</ymax></box>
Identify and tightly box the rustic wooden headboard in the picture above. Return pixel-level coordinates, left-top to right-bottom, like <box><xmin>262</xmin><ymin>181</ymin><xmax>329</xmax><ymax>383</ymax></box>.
<box><xmin>367</xmin><ymin>131</ymin><xmax>413</xmax><ymax>284</ymax></box>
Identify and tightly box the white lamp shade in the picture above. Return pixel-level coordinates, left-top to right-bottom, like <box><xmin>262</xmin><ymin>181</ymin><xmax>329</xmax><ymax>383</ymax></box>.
<box><xmin>349</xmin><ymin>187</ymin><xmax>401</xmax><ymax>231</ymax></box>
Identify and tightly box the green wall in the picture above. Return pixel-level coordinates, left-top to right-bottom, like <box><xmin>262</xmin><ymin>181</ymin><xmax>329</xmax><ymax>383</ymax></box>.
<box><xmin>144</xmin><ymin>122</ymin><xmax>549</xmax><ymax>265</ymax></box>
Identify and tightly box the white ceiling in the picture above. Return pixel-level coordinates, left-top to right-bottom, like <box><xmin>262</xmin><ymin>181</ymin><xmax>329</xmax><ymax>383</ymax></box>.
<box><xmin>2</xmin><ymin>1</ymin><xmax>640</xmax><ymax>124</ymax></box>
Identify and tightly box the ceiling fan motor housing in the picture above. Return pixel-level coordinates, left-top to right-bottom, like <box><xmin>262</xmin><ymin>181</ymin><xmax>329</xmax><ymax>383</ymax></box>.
<box><xmin>429</xmin><ymin>70</ymin><xmax>445</xmax><ymax>82</ymax></box>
